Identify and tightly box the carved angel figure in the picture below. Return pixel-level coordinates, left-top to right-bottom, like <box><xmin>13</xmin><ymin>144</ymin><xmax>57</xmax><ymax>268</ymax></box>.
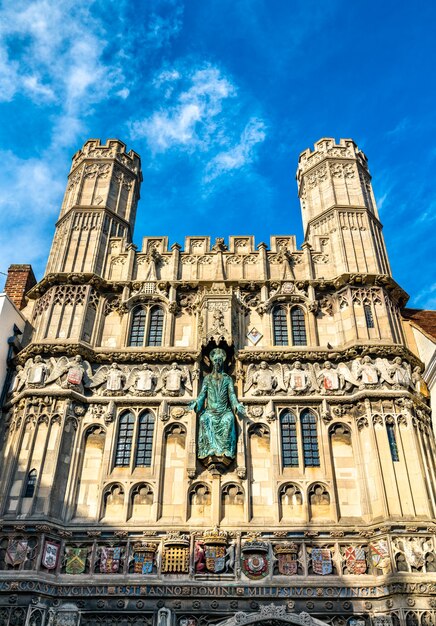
<box><xmin>45</xmin><ymin>355</ymin><xmax>93</xmax><ymax>394</ymax></box>
<box><xmin>355</xmin><ymin>356</ymin><xmax>380</xmax><ymax>386</ymax></box>
<box><xmin>412</xmin><ymin>366</ymin><xmax>430</xmax><ymax>398</ymax></box>
<box><xmin>314</xmin><ymin>361</ymin><xmax>343</xmax><ymax>393</ymax></box>
<box><xmin>244</xmin><ymin>361</ymin><xmax>284</xmax><ymax>396</ymax></box>
<box><xmin>90</xmin><ymin>362</ymin><xmax>126</xmax><ymax>395</ymax></box>
<box><xmin>26</xmin><ymin>355</ymin><xmax>50</xmax><ymax>386</ymax></box>
<box><xmin>160</xmin><ymin>362</ymin><xmax>192</xmax><ymax>396</ymax></box>
<box><xmin>9</xmin><ymin>365</ymin><xmax>26</xmax><ymax>394</ymax></box>
<box><xmin>388</xmin><ymin>357</ymin><xmax>412</xmax><ymax>388</ymax></box>
<box><xmin>284</xmin><ymin>361</ymin><xmax>311</xmax><ymax>393</ymax></box>
<box><xmin>125</xmin><ymin>363</ymin><xmax>158</xmax><ymax>395</ymax></box>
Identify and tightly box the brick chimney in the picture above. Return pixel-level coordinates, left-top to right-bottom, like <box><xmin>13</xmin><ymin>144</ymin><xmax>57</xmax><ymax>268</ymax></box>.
<box><xmin>4</xmin><ymin>264</ymin><xmax>37</xmax><ymax>310</ymax></box>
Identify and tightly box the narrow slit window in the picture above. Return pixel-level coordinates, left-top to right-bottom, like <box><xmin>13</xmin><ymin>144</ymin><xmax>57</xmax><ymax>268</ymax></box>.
<box><xmin>147</xmin><ymin>307</ymin><xmax>164</xmax><ymax>346</ymax></box>
<box><xmin>301</xmin><ymin>410</ymin><xmax>320</xmax><ymax>467</ymax></box>
<box><xmin>364</xmin><ymin>304</ymin><xmax>375</xmax><ymax>329</ymax></box>
<box><xmin>386</xmin><ymin>423</ymin><xmax>400</xmax><ymax>462</ymax></box>
<box><xmin>24</xmin><ymin>469</ymin><xmax>37</xmax><ymax>498</ymax></box>
<box><xmin>280</xmin><ymin>411</ymin><xmax>299</xmax><ymax>467</ymax></box>
<box><xmin>115</xmin><ymin>412</ymin><xmax>134</xmax><ymax>467</ymax></box>
<box><xmin>273</xmin><ymin>306</ymin><xmax>288</xmax><ymax>346</ymax></box>
<box><xmin>129</xmin><ymin>307</ymin><xmax>146</xmax><ymax>346</ymax></box>
<box><xmin>291</xmin><ymin>307</ymin><xmax>307</xmax><ymax>346</ymax></box>
<box><xmin>135</xmin><ymin>412</ymin><xmax>155</xmax><ymax>467</ymax></box>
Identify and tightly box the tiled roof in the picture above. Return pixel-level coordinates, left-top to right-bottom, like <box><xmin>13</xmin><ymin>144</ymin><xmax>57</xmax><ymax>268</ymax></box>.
<box><xmin>402</xmin><ymin>308</ymin><xmax>436</xmax><ymax>341</ymax></box>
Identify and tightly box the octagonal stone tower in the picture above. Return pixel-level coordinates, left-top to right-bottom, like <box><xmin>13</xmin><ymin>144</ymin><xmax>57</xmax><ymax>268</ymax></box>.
<box><xmin>297</xmin><ymin>138</ymin><xmax>391</xmax><ymax>276</ymax></box>
<box><xmin>46</xmin><ymin>139</ymin><xmax>142</xmax><ymax>277</ymax></box>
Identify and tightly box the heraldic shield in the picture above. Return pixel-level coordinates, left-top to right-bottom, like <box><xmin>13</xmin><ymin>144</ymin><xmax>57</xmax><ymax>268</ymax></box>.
<box><xmin>201</xmin><ymin>527</ymin><xmax>229</xmax><ymax>574</ymax></box>
<box><xmin>274</xmin><ymin>542</ymin><xmax>299</xmax><ymax>575</ymax></box>
<box><xmin>100</xmin><ymin>547</ymin><xmax>121</xmax><ymax>574</ymax></box>
<box><xmin>344</xmin><ymin>546</ymin><xmax>367</xmax><ymax>574</ymax></box>
<box><xmin>312</xmin><ymin>548</ymin><xmax>332</xmax><ymax>575</ymax></box>
<box><xmin>65</xmin><ymin>547</ymin><xmax>87</xmax><ymax>574</ymax></box>
<box><xmin>133</xmin><ymin>543</ymin><xmax>157</xmax><ymax>574</ymax></box>
<box><xmin>42</xmin><ymin>541</ymin><xmax>60</xmax><ymax>570</ymax></box>
<box><xmin>241</xmin><ymin>540</ymin><xmax>269</xmax><ymax>579</ymax></box>
<box><xmin>370</xmin><ymin>540</ymin><xmax>391</xmax><ymax>573</ymax></box>
<box><xmin>5</xmin><ymin>539</ymin><xmax>28</xmax><ymax>566</ymax></box>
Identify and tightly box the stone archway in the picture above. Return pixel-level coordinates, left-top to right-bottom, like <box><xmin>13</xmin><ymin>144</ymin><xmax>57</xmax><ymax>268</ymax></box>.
<box><xmin>215</xmin><ymin>605</ymin><xmax>331</xmax><ymax>626</ymax></box>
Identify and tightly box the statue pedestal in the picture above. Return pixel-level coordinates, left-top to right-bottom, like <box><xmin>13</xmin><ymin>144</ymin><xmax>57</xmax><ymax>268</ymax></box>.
<box><xmin>201</xmin><ymin>454</ymin><xmax>232</xmax><ymax>475</ymax></box>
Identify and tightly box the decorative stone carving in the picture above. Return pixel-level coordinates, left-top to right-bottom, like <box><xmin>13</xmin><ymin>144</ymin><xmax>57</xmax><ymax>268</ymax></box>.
<box><xmin>244</xmin><ymin>362</ymin><xmax>285</xmax><ymax>396</ymax></box>
<box><xmin>125</xmin><ymin>364</ymin><xmax>158</xmax><ymax>395</ymax></box>
<box><xmin>160</xmin><ymin>362</ymin><xmax>192</xmax><ymax>396</ymax></box>
<box><xmin>90</xmin><ymin>362</ymin><xmax>126</xmax><ymax>396</ymax></box>
<box><xmin>284</xmin><ymin>361</ymin><xmax>311</xmax><ymax>393</ymax></box>
<box><xmin>45</xmin><ymin>355</ymin><xmax>93</xmax><ymax>393</ymax></box>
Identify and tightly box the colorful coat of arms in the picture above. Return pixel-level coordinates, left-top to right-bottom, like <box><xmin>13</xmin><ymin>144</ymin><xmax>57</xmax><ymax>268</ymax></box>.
<box><xmin>370</xmin><ymin>540</ymin><xmax>391</xmax><ymax>573</ymax></box>
<box><xmin>65</xmin><ymin>547</ymin><xmax>87</xmax><ymax>574</ymax></box>
<box><xmin>205</xmin><ymin>545</ymin><xmax>226</xmax><ymax>573</ymax></box>
<box><xmin>312</xmin><ymin>548</ymin><xmax>332</xmax><ymax>575</ymax></box>
<box><xmin>344</xmin><ymin>546</ymin><xmax>367</xmax><ymax>574</ymax></box>
<box><xmin>133</xmin><ymin>543</ymin><xmax>157</xmax><ymax>574</ymax></box>
<box><xmin>5</xmin><ymin>539</ymin><xmax>28</xmax><ymax>566</ymax></box>
<box><xmin>274</xmin><ymin>542</ymin><xmax>299</xmax><ymax>575</ymax></box>
<box><xmin>100</xmin><ymin>547</ymin><xmax>121</xmax><ymax>574</ymax></box>
<box><xmin>241</xmin><ymin>540</ymin><xmax>269</xmax><ymax>579</ymax></box>
<box><xmin>42</xmin><ymin>540</ymin><xmax>60</xmax><ymax>570</ymax></box>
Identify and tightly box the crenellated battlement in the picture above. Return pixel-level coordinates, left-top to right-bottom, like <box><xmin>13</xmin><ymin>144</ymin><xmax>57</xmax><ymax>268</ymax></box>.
<box><xmin>296</xmin><ymin>137</ymin><xmax>369</xmax><ymax>182</ymax></box>
<box><xmin>71</xmin><ymin>138</ymin><xmax>142</xmax><ymax>176</ymax></box>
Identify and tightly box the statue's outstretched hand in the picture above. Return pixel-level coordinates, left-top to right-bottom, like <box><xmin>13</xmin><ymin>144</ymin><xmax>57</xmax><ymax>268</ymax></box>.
<box><xmin>188</xmin><ymin>400</ymin><xmax>197</xmax><ymax>412</ymax></box>
<box><xmin>235</xmin><ymin>402</ymin><xmax>246</xmax><ymax>418</ymax></box>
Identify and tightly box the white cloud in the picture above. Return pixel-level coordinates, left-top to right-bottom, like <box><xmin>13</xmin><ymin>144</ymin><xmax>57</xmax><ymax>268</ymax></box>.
<box><xmin>205</xmin><ymin>117</ymin><xmax>266</xmax><ymax>181</ymax></box>
<box><xmin>130</xmin><ymin>66</ymin><xmax>236</xmax><ymax>152</ymax></box>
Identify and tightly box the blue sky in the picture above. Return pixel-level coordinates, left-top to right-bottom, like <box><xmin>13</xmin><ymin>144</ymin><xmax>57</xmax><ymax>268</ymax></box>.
<box><xmin>0</xmin><ymin>0</ymin><xmax>435</xmax><ymax>307</ymax></box>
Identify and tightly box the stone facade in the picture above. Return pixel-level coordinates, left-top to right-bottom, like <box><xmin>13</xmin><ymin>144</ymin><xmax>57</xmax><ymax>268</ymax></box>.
<box><xmin>0</xmin><ymin>138</ymin><xmax>434</xmax><ymax>626</ymax></box>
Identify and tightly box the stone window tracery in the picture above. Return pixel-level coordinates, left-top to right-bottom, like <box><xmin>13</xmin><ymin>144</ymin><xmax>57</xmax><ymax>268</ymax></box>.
<box><xmin>272</xmin><ymin>304</ymin><xmax>307</xmax><ymax>347</ymax></box>
<box><xmin>24</xmin><ymin>469</ymin><xmax>37</xmax><ymax>498</ymax></box>
<box><xmin>134</xmin><ymin>411</ymin><xmax>155</xmax><ymax>468</ymax></box>
<box><xmin>128</xmin><ymin>305</ymin><xmax>164</xmax><ymax>347</ymax></box>
<box><xmin>280</xmin><ymin>410</ymin><xmax>298</xmax><ymax>468</ymax></box>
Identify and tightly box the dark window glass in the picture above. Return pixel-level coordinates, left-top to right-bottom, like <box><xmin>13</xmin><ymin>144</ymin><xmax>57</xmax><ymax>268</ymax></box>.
<box><xmin>273</xmin><ymin>306</ymin><xmax>288</xmax><ymax>346</ymax></box>
<box><xmin>115</xmin><ymin>412</ymin><xmax>134</xmax><ymax>467</ymax></box>
<box><xmin>364</xmin><ymin>304</ymin><xmax>375</xmax><ymax>329</ymax></box>
<box><xmin>386</xmin><ymin>423</ymin><xmax>400</xmax><ymax>462</ymax></box>
<box><xmin>129</xmin><ymin>308</ymin><xmax>146</xmax><ymax>347</ymax></box>
<box><xmin>291</xmin><ymin>307</ymin><xmax>307</xmax><ymax>346</ymax></box>
<box><xmin>280</xmin><ymin>411</ymin><xmax>299</xmax><ymax>467</ymax></box>
<box><xmin>147</xmin><ymin>307</ymin><xmax>164</xmax><ymax>347</ymax></box>
<box><xmin>24</xmin><ymin>469</ymin><xmax>37</xmax><ymax>498</ymax></box>
<box><xmin>301</xmin><ymin>411</ymin><xmax>320</xmax><ymax>467</ymax></box>
<box><xmin>135</xmin><ymin>412</ymin><xmax>155</xmax><ymax>467</ymax></box>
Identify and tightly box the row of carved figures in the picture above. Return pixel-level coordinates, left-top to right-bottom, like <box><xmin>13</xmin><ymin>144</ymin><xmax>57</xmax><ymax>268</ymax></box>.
<box><xmin>11</xmin><ymin>356</ymin><xmax>195</xmax><ymax>397</ymax></box>
<box><xmin>243</xmin><ymin>357</ymin><xmax>429</xmax><ymax>398</ymax></box>
<box><xmin>9</xmin><ymin>354</ymin><xmax>429</xmax><ymax>399</ymax></box>
<box><xmin>1</xmin><ymin>530</ymin><xmax>434</xmax><ymax>579</ymax></box>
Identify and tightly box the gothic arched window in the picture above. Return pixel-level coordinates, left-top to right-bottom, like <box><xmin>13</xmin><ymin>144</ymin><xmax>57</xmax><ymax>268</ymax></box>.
<box><xmin>273</xmin><ymin>306</ymin><xmax>288</xmax><ymax>346</ymax></box>
<box><xmin>135</xmin><ymin>411</ymin><xmax>155</xmax><ymax>468</ymax></box>
<box><xmin>129</xmin><ymin>307</ymin><xmax>146</xmax><ymax>347</ymax></box>
<box><xmin>115</xmin><ymin>412</ymin><xmax>134</xmax><ymax>467</ymax></box>
<box><xmin>386</xmin><ymin>422</ymin><xmax>400</xmax><ymax>462</ymax></box>
<box><xmin>301</xmin><ymin>410</ymin><xmax>320</xmax><ymax>467</ymax></box>
<box><xmin>24</xmin><ymin>469</ymin><xmax>37</xmax><ymax>498</ymax></box>
<box><xmin>280</xmin><ymin>410</ymin><xmax>298</xmax><ymax>467</ymax></box>
<box><xmin>147</xmin><ymin>306</ymin><xmax>164</xmax><ymax>346</ymax></box>
<box><xmin>290</xmin><ymin>306</ymin><xmax>307</xmax><ymax>346</ymax></box>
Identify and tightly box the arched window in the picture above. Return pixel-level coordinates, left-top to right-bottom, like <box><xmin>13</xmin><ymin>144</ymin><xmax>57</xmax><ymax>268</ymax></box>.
<box><xmin>280</xmin><ymin>411</ymin><xmax>298</xmax><ymax>467</ymax></box>
<box><xmin>129</xmin><ymin>307</ymin><xmax>146</xmax><ymax>346</ymax></box>
<box><xmin>301</xmin><ymin>410</ymin><xmax>320</xmax><ymax>467</ymax></box>
<box><xmin>115</xmin><ymin>412</ymin><xmax>134</xmax><ymax>467</ymax></box>
<box><xmin>147</xmin><ymin>306</ymin><xmax>164</xmax><ymax>346</ymax></box>
<box><xmin>364</xmin><ymin>304</ymin><xmax>375</xmax><ymax>329</ymax></box>
<box><xmin>24</xmin><ymin>469</ymin><xmax>37</xmax><ymax>498</ymax></box>
<box><xmin>386</xmin><ymin>422</ymin><xmax>399</xmax><ymax>462</ymax></box>
<box><xmin>291</xmin><ymin>307</ymin><xmax>307</xmax><ymax>346</ymax></box>
<box><xmin>273</xmin><ymin>306</ymin><xmax>288</xmax><ymax>346</ymax></box>
<box><xmin>135</xmin><ymin>411</ymin><xmax>155</xmax><ymax>467</ymax></box>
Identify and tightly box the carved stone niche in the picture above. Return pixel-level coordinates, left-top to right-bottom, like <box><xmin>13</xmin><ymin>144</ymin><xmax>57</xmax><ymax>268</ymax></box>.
<box><xmin>201</xmin><ymin>298</ymin><xmax>232</xmax><ymax>346</ymax></box>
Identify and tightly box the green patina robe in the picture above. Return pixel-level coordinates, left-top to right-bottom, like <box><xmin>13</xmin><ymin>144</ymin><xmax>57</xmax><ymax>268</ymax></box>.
<box><xmin>196</xmin><ymin>372</ymin><xmax>238</xmax><ymax>460</ymax></box>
